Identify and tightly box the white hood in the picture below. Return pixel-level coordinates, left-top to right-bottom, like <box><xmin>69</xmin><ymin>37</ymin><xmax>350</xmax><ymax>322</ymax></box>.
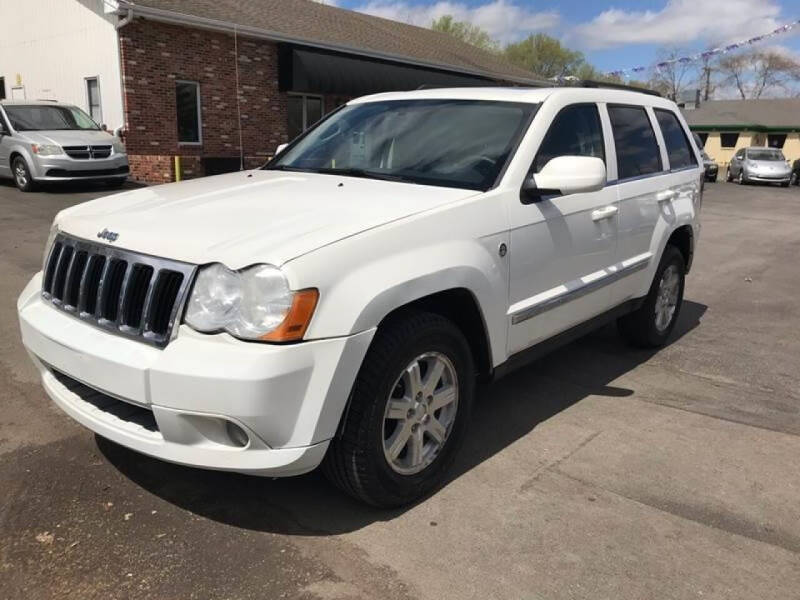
<box><xmin>56</xmin><ymin>170</ymin><xmax>478</xmax><ymax>268</ymax></box>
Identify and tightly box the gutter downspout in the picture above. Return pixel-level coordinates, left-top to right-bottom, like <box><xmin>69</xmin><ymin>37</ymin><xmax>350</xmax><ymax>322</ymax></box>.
<box><xmin>116</xmin><ymin>8</ymin><xmax>134</xmax><ymax>29</ymax></box>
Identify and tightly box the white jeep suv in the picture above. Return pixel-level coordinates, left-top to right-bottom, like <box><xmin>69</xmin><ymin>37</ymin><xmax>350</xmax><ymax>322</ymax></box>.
<box><xmin>18</xmin><ymin>86</ymin><xmax>701</xmax><ymax>506</ymax></box>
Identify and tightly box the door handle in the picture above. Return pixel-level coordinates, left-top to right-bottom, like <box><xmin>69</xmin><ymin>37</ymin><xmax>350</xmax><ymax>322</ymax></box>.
<box><xmin>591</xmin><ymin>205</ymin><xmax>618</xmax><ymax>221</ymax></box>
<box><xmin>656</xmin><ymin>190</ymin><xmax>677</xmax><ymax>203</ymax></box>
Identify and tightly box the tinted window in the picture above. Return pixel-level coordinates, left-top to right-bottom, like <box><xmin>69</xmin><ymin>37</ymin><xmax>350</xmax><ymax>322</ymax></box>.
<box><xmin>720</xmin><ymin>133</ymin><xmax>739</xmax><ymax>148</ymax></box>
<box><xmin>608</xmin><ymin>105</ymin><xmax>662</xmax><ymax>179</ymax></box>
<box><xmin>271</xmin><ymin>99</ymin><xmax>536</xmax><ymax>191</ymax></box>
<box><xmin>655</xmin><ymin>109</ymin><xmax>696</xmax><ymax>170</ymax></box>
<box><xmin>747</xmin><ymin>148</ymin><xmax>785</xmax><ymax>161</ymax></box>
<box><xmin>176</xmin><ymin>81</ymin><xmax>200</xmax><ymax>143</ymax></box>
<box><xmin>532</xmin><ymin>104</ymin><xmax>604</xmax><ymax>173</ymax></box>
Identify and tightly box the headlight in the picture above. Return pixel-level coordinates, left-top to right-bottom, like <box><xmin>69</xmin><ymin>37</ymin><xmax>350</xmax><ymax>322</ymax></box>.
<box><xmin>112</xmin><ymin>138</ymin><xmax>126</xmax><ymax>154</ymax></box>
<box><xmin>184</xmin><ymin>263</ymin><xmax>318</xmax><ymax>342</ymax></box>
<box><xmin>31</xmin><ymin>143</ymin><xmax>62</xmax><ymax>156</ymax></box>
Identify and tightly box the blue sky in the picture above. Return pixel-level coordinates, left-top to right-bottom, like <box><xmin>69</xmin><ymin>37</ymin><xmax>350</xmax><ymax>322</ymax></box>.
<box><xmin>331</xmin><ymin>0</ymin><xmax>800</xmax><ymax>74</ymax></box>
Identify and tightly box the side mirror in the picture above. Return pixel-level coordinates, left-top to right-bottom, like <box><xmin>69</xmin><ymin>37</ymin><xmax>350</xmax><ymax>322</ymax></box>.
<box><xmin>522</xmin><ymin>156</ymin><xmax>606</xmax><ymax>200</ymax></box>
<box><xmin>275</xmin><ymin>143</ymin><xmax>288</xmax><ymax>155</ymax></box>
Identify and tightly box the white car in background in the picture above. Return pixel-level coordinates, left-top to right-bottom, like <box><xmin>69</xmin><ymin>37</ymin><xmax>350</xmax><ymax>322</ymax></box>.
<box><xmin>18</xmin><ymin>86</ymin><xmax>702</xmax><ymax>506</ymax></box>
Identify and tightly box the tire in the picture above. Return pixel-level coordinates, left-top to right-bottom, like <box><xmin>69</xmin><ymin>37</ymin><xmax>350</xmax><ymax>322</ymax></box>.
<box><xmin>617</xmin><ymin>245</ymin><xmax>685</xmax><ymax>348</ymax></box>
<box><xmin>323</xmin><ymin>311</ymin><xmax>475</xmax><ymax>507</ymax></box>
<box><xmin>725</xmin><ymin>167</ymin><xmax>733</xmax><ymax>183</ymax></box>
<box><xmin>780</xmin><ymin>181</ymin><xmax>789</xmax><ymax>188</ymax></box>
<box><xmin>791</xmin><ymin>172</ymin><xmax>799</xmax><ymax>186</ymax></box>
<box><xmin>737</xmin><ymin>169</ymin><xmax>746</xmax><ymax>185</ymax></box>
<box><xmin>12</xmin><ymin>156</ymin><xmax>37</xmax><ymax>192</ymax></box>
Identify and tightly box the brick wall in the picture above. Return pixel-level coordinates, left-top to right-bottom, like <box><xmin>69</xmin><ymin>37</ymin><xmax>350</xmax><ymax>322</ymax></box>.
<box><xmin>119</xmin><ymin>20</ymin><xmax>289</xmax><ymax>183</ymax></box>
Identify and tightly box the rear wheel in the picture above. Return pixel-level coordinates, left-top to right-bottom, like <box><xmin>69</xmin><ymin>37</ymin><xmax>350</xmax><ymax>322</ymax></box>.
<box><xmin>618</xmin><ymin>245</ymin><xmax>685</xmax><ymax>348</ymax></box>
<box><xmin>12</xmin><ymin>157</ymin><xmax>37</xmax><ymax>192</ymax></box>
<box><xmin>791</xmin><ymin>172</ymin><xmax>799</xmax><ymax>186</ymax></box>
<box><xmin>323</xmin><ymin>311</ymin><xmax>474</xmax><ymax>507</ymax></box>
<box><xmin>726</xmin><ymin>167</ymin><xmax>733</xmax><ymax>182</ymax></box>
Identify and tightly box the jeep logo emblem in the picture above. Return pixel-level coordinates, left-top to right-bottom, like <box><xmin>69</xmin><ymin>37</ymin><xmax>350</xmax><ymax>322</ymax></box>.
<box><xmin>97</xmin><ymin>228</ymin><xmax>119</xmax><ymax>242</ymax></box>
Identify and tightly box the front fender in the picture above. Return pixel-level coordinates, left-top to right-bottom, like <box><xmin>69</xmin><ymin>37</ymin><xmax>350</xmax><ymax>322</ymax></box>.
<box><xmin>288</xmin><ymin>237</ymin><xmax>509</xmax><ymax>368</ymax></box>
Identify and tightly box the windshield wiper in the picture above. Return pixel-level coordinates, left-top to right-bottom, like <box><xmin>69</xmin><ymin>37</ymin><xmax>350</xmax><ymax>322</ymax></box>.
<box><xmin>314</xmin><ymin>167</ymin><xmax>412</xmax><ymax>183</ymax></box>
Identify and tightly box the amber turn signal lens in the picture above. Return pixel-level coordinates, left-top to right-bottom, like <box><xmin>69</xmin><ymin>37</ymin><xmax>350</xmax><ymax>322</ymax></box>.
<box><xmin>260</xmin><ymin>288</ymin><xmax>319</xmax><ymax>342</ymax></box>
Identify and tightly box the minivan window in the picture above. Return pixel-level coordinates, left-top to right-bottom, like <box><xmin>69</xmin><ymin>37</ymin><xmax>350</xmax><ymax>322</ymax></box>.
<box><xmin>608</xmin><ymin>105</ymin><xmax>662</xmax><ymax>180</ymax></box>
<box><xmin>4</xmin><ymin>104</ymin><xmax>99</xmax><ymax>131</ymax></box>
<box><xmin>269</xmin><ymin>99</ymin><xmax>537</xmax><ymax>191</ymax></box>
<box><xmin>532</xmin><ymin>104</ymin><xmax>604</xmax><ymax>173</ymax></box>
<box><xmin>654</xmin><ymin>109</ymin><xmax>697</xmax><ymax>170</ymax></box>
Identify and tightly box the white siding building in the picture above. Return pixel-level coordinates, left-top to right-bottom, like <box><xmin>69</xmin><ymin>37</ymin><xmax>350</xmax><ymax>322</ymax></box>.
<box><xmin>0</xmin><ymin>0</ymin><xmax>124</xmax><ymax>130</ymax></box>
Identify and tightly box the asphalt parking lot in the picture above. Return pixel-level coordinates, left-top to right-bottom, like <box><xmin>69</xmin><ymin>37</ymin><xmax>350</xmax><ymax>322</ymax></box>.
<box><xmin>1</xmin><ymin>177</ymin><xmax>799</xmax><ymax>600</ymax></box>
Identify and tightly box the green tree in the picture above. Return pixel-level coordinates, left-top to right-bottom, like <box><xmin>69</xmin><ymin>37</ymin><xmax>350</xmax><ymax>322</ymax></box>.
<box><xmin>431</xmin><ymin>15</ymin><xmax>499</xmax><ymax>52</ymax></box>
<box><xmin>504</xmin><ymin>34</ymin><xmax>585</xmax><ymax>79</ymax></box>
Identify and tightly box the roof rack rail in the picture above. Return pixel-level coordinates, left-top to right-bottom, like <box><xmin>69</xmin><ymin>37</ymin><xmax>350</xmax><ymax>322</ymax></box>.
<box><xmin>570</xmin><ymin>79</ymin><xmax>662</xmax><ymax>97</ymax></box>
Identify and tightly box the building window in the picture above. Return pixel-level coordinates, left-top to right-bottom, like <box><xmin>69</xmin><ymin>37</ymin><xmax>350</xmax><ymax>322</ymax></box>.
<box><xmin>176</xmin><ymin>81</ymin><xmax>202</xmax><ymax>144</ymax></box>
<box><xmin>85</xmin><ymin>77</ymin><xmax>102</xmax><ymax>124</ymax></box>
<box><xmin>696</xmin><ymin>132</ymin><xmax>708</xmax><ymax>146</ymax></box>
<box><xmin>0</xmin><ymin>77</ymin><xmax>5</xmax><ymax>101</ymax></box>
<box><xmin>287</xmin><ymin>94</ymin><xmax>324</xmax><ymax>141</ymax></box>
<box><xmin>720</xmin><ymin>133</ymin><xmax>739</xmax><ymax>148</ymax></box>
<box><xmin>767</xmin><ymin>134</ymin><xmax>786</xmax><ymax>149</ymax></box>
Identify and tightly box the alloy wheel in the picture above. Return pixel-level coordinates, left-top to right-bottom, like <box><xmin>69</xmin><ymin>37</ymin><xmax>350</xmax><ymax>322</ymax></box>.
<box><xmin>14</xmin><ymin>162</ymin><xmax>28</xmax><ymax>188</ymax></box>
<box><xmin>654</xmin><ymin>264</ymin><xmax>680</xmax><ymax>332</ymax></box>
<box><xmin>382</xmin><ymin>352</ymin><xmax>458</xmax><ymax>475</ymax></box>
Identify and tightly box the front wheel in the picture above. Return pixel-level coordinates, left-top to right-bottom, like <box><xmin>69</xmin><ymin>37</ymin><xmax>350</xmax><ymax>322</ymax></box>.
<box><xmin>12</xmin><ymin>157</ymin><xmax>37</xmax><ymax>192</ymax></box>
<box><xmin>323</xmin><ymin>311</ymin><xmax>474</xmax><ymax>507</ymax></box>
<box><xmin>737</xmin><ymin>170</ymin><xmax>746</xmax><ymax>185</ymax></box>
<box><xmin>617</xmin><ymin>245</ymin><xmax>685</xmax><ymax>348</ymax></box>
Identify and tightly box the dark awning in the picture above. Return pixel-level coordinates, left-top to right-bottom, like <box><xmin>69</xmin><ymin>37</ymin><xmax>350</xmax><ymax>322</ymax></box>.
<box><xmin>278</xmin><ymin>45</ymin><xmax>497</xmax><ymax>97</ymax></box>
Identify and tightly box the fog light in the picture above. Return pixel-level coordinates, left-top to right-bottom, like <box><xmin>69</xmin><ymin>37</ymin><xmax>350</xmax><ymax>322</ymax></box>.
<box><xmin>225</xmin><ymin>421</ymin><xmax>249</xmax><ymax>448</ymax></box>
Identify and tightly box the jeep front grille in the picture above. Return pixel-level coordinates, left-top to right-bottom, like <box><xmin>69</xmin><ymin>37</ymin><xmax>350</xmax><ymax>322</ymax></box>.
<box><xmin>42</xmin><ymin>234</ymin><xmax>196</xmax><ymax>347</ymax></box>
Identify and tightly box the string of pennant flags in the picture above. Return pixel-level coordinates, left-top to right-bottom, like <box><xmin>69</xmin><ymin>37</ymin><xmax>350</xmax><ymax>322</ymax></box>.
<box><xmin>604</xmin><ymin>18</ymin><xmax>800</xmax><ymax>78</ymax></box>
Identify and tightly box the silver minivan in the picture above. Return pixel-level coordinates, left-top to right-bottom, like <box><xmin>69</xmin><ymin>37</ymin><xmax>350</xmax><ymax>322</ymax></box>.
<box><xmin>0</xmin><ymin>100</ymin><xmax>129</xmax><ymax>192</ymax></box>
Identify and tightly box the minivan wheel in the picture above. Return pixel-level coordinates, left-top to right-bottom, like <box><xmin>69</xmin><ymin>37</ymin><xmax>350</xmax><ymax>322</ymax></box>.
<box><xmin>617</xmin><ymin>245</ymin><xmax>685</xmax><ymax>348</ymax></box>
<box><xmin>323</xmin><ymin>311</ymin><xmax>474</xmax><ymax>507</ymax></box>
<box><xmin>12</xmin><ymin>157</ymin><xmax>37</xmax><ymax>192</ymax></box>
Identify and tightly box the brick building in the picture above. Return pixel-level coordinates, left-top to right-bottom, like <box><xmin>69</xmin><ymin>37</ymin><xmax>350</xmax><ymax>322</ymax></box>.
<box><xmin>1</xmin><ymin>0</ymin><xmax>540</xmax><ymax>183</ymax></box>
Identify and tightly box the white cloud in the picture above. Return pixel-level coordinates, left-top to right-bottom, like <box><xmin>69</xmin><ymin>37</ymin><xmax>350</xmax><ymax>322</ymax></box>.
<box><xmin>350</xmin><ymin>1</ymin><xmax>560</xmax><ymax>44</ymax></box>
<box><xmin>570</xmin><ymin>0</ymin><xmax>783</xmax><ymax>50</ymax></box>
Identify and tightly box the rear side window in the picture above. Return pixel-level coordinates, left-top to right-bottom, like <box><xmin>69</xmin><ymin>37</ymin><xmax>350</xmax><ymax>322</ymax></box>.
<box><xmin>608</xmin><ymin>105</ymin><xmax>662</xmax><ymax>180</ymax></box>
<box><xmin>655</xmin><ymin>109</ymin><xmax>697</xmax><ymax>170</ymax></box>
<box><xmin>532</xmin><ymin>104</ymin><xmax>604</xmax><ymax>173</ymax></box>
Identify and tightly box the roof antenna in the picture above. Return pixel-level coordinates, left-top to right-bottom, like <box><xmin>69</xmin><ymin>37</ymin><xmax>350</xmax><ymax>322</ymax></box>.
<box><xmin>234</xmin><ymin>26</ymin><xmax>244</xmax><ymax>171</ymax></box>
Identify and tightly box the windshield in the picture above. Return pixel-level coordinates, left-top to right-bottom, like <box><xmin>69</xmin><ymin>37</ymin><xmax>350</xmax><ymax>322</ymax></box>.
<box><xmin>267</xmin><ymin>99</ymin><xmax>537</xmax><ymax>191</ymax></box>
<box><xmin>4</xmin><ymin>105</ymin><xmax>99</xmax><ymax>131</ymax></box>
<box><xmin>748</xmin><ymin>148</ymin><xmax>785</xmax><ymax>161</ymax></box>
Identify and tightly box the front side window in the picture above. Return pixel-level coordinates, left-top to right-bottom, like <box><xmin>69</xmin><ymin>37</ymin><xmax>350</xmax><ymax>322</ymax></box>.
<box><xmin>532</xmin><ymin>104</ymin><xmax>604</xmax><ymax>173</ymax></box>
<box><xmin>86</xmin><ymin>77</ymin><xmax>102</xmax><ymax>123</ymax></box>
<box><xmin>270</xmin><ymin>99</ymin><xmax>537</xmax><ymax>191</ymax></box>
<box><xmin>608</xmin><ymin>105</ymin><xmax>662</xmax><ymax>180</ymax></box>
<box><xmin>3</xmin><ymin>104</ymin><xmax>99</xmax><ymax>131</ymax></box>
<box><xmin>720</xmin><ymin>132</ymin><xmax>739</xmax><ymax>148</ymax></box>
<box><xmin>655</xmin><ymin>109</ymin><xmax>697</xmax><ymax>170</ymax></box>
<box><xmin>176</xmin><ymin>81</ymin><xmax>201</xmax><ymax>144</ymax></box>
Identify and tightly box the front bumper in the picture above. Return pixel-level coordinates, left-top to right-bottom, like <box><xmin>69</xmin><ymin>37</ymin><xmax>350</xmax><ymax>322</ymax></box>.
<box><xmin>745</xmin><ymin>170</ymin><xmax>791</xmax><ymax>183</ymax></box>
<box><xmin>30</xmin><ymin>154</ymin><xmax>129</xmax><ymax>182</ymax></box>
<box><xmin>18</xmin><ymin>273</ymin><xmax>375</xmax><ymax>476</ymax></box>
